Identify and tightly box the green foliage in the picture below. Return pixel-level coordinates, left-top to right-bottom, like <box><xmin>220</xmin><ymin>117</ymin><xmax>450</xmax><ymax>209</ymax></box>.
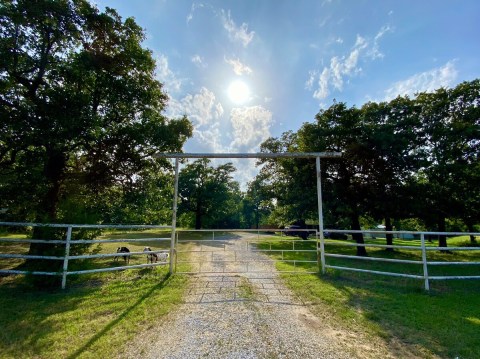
<box><xmin>256</xmin><ymin>80</ymin><xmax>480</xmax><ymax>251</ymax></box>
<box><xmin>0</xmin><ymin>0</ymin><xmax>192</xmax><ymax>225</ymax></box>
<box><xmin>178</xmin><ymin>159</ymin><xmax>242</xmax><ymax>229</ymax></box>
<box><xmin>0</xmin><ymin>1</ymin><xmax>192</xmax><ymax>286</ymax></box>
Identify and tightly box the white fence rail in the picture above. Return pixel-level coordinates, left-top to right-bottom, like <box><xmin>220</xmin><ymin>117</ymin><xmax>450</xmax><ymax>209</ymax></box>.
<box><xmin>1</xmin><ymin>223</ymin><xmax>479</xmax><ymax>291</ymax></box>
<box><xmin>0</xmin><ymin>222</ymin><xmax>172</xmax><ymax>289</ymax></box>
<box><xmin>321</xmin><ymin>229</ymin><xmax>480</xmax><ymax>291</ymax></box>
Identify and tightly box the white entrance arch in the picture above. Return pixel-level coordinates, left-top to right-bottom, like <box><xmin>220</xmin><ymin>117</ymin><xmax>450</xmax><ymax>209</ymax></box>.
<box><xmin>154</xmin><ymin>152</ymin><xmax>342</xmax><ymax>274</ymax></box>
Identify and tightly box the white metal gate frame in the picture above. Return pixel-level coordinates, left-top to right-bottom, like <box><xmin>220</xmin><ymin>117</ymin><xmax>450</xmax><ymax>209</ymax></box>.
<box><xmin>153</xmin><ymin>152</ymin><xmax>342</xmax><ymax>275</ymax></box>
<box><xmin>173</xmin><ymin>228</ymin><xmax>321</xmax><ymax>274</ymax></box>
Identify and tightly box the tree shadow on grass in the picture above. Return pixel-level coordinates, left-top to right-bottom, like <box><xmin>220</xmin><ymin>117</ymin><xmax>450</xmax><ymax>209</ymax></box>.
<box><xmin>66</xmin><ymin>273</ymin><xmax>172</xmax><ymax>359</ymax></box>
<box><xmin>321</xmin><ymin>272</ymin><xmax>480</xmax><ymax>359</ymax></box>
<box><xmin>0</xmin><ymin>270</ymin><xmax>175</xmax><ymax>359</ymax></box>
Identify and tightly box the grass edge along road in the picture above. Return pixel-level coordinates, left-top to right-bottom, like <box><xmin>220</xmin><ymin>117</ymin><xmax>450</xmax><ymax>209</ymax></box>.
<box><xmin>262</xmin><ymin>235</ymin><xmax>480</xmax><ymax>359</ymax></box>
<box><xmin>0</xmin><ymin>229</ymin><xmax>193</xmax><ymax>359</ymax></box>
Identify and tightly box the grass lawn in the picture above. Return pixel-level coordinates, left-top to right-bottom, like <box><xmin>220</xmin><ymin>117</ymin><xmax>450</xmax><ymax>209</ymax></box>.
<box><xmin>0</xmin><ymin>229</ymin><xmax>193</xmax><ymax>359</ymax></box>
<box><xmin>259</xmin><ymin>234</ymin><xmax>480</xmax><ymax>359</ymax></box>
<box><xmin>1</xmin><ymin>230</ymin><xmax>478</xmax><ymax>358</ymax></box>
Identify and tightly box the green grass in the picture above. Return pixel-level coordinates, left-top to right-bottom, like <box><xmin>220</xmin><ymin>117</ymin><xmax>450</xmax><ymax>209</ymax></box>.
<box><xmin>1</xmin><ymin>230</ymin><xmax>478</xmax><ymax>358</ymax></box>
<box><xmin>0</xmin><ymin>269</ymin><xmax>188</xmax><ymax>359</ymax></box>
<box><xmin>259</xmin><ymin>235</ymin><xmax>480</xmax><ymax>358</ymax></box>
<box><xmin>0</xmin><ymin>229</ymin><xmax>192</xmax><ymax>359</ymax></box>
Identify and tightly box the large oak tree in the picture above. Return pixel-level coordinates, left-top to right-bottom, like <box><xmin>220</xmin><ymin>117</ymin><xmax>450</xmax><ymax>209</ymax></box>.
<box><xmin>0</xmin><ymin>0</ymin><xmax>192</xmax><ymax>275</ymax></box>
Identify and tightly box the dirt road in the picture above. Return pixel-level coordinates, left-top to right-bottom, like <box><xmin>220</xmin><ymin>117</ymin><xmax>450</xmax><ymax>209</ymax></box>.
<box><xmin>124</xmin><ymin>233</ymin><xmax>412</xmax><ymax>359</ymax></box>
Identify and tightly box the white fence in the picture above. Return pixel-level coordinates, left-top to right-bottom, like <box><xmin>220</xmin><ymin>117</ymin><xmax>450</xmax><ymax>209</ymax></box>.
<box><xmin>0</xmin><ymin>222</ymin><xmax>172</xmax><ymax>289</ymax></box>
<box><xmin>321</xmin><ymin>229</ymin><xmax>480</xmax><ymax>291</ymax></box>
<box><xmin>1</xmin><ymin>223</ymin><xmax>479</xmax><ymax>291</ymax></box>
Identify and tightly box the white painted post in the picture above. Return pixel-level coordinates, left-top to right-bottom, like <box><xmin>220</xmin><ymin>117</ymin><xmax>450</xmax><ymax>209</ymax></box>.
<box><xmin>61</xmin><ymin>226</ymin><xmax>72</xmax><ymax>289</ymax></box>
<box><xmin>170</xmin><ymin>158</ymin><xmax>180</xmax><ymax>275</ymax></box>
<box><xmin>420</xmin><ymin>233</ymin><xmax>430</xmax><ymax>291</ymax></box>
<box><xmin>316</xmin><ymin>157</ymin><xmax>326</xmax><ymax>274</ymax></box>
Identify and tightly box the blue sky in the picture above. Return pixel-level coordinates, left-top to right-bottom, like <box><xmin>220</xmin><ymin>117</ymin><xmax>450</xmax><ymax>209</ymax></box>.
<box><xmin>96</xmin><ymin>0</ymin><xmax>480</xmax><ymax>184</ymax></box>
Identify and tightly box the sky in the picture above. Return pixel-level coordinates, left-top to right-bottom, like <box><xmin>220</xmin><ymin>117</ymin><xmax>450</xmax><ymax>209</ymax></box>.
<box><xmin>95</xmin><ymin>0</ymin><xmax>480</xmax><ymax>186</ymax></box>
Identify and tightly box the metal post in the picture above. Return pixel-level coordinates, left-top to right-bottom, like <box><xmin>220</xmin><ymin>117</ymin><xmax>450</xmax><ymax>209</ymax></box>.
<box><xmin>175</xmin><ymin>231</ymin><xmax>179</xmax><ymax>272</ymax></box>
<box><xmin>420</xmin><ymin>233</ymin><xmax>430</xmax><ymax>291</ymax></box>
<box><xmin>61</xmin><ymin>226</ymin><xmax>72</xmax><ymax>289</ymax></box>
<box><xmin>316</xmin><ymin>157</ymin><xmax>326</xmax><ymax>274</ymax></box>
<box><xmin>170</xmin><ymin>158</ymin><xmax>180</xmax><ymax>275</ymax></box>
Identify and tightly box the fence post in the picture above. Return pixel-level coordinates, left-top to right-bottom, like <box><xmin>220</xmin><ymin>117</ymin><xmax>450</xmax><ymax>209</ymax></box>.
<box><xmin>175</xmin><ymin>231</ymin><xmax>179</xmax><ymax>272</ymax></box>
<box><xmin>319</xmin><ymin>231</ymin><xmax>326</xmax><ymax>274</ymax></box>
<box><xmin>61</xmin><ymin>226</ymin><xmax>72</xmax><ymax>290</ymax></box>
<box><xmin>170</xmin><ymin>158</ymin><xmax>180</xmax><ymax>275</ymax></box>
<box><xmin>316</xmin><ymin>156</ymin><xmax>326</xmax><ymax>274</ymax></box>
<box><xmin>420</xmin><ymin>233</ymin><xmax>430</xmax><ymax>291</ymax></box>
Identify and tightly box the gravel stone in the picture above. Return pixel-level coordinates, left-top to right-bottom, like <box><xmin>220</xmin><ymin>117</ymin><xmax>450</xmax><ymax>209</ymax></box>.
<box><xmin>124</xmin><ymin>233</ymin><xmax>357</xmax><ymax>359</ymax></box>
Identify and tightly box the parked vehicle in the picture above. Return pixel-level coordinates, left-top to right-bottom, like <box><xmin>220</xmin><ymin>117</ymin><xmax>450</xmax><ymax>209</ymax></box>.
<box><xmin>284</xmin><ymin>225</ymin><xmax>313</xmax><ymax>240</ymax></box>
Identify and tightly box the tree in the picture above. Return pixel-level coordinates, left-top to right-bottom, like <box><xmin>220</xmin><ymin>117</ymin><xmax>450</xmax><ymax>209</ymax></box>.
<box><xmin>178</xmin><ymin>159</ymin><xmax>240</xmax><ymax>229</ymax></box>
<box><xmin>297</xmin><ymin>103</ymin><xmax>370</xmax><ymax>256</ymax></box>
<box><xmin>0</xmin><ymin>0</ymin><xmax>192</xmax><ymax>220</ymax></box>
<box><xmin>241</xmin><ymin>177</ymin><xmax>273</xmax><ymax>229</ymax></box>
<box><xmin>357</xmin><ymin>98</ymin><xmax>423</xmax><ymax>250</ymax></box>
<box><xmin>0</xmin><ymin>0</ymin><xmax>192</xmax><ymax>277</ymax></box>
<box><xmin>258</xmin><ymin>131</ymin><xmax>319</xmax><ymax>227</ymax></box>
<box><xmin>416</xmin><ymin>80</ymin><xmax>480</xmax><ymax>247</ymax></box>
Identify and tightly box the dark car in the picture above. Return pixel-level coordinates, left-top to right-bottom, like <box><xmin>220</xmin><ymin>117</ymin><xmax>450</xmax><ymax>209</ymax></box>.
<box><xmin>284</xmin><ymin>225</ymin><xmax>310</xmax><ymax>240</ymax></box>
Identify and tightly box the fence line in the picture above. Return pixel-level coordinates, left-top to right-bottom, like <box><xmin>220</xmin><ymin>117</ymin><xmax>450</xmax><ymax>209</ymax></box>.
<box><xmin>0</xmin><ymin>223</ymin><xmax>172</xmax><ymax>289</ymax></box>
<box><xmin>1</xmin><ymin>223</ymin><xmax>479</xmax><ymax>290</ymax></box>
<box><xmin>320</xmin><ymin>229</ymin><xmax>479</xmax><ymax>290</ymax></box>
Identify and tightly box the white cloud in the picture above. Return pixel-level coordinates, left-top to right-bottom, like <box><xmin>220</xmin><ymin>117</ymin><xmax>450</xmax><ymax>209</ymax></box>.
<box><xmin>229</xmin><ymin>106</ymin><xmax>273</xmax><ymax>153</ymax></box>
<box><xmin>221</xmin><ymin>10</ymin><xmax>255</xmax><ymax>47</ymax></box>
<box><xmin>384</xmin><ymin>61</ymin><xmax>458</xmax><ymax>100</ymax></box>
<box><xmin>311</xmin><ymin>37</ymin><xmax>366</xmax><ymax>100</ymax></box>
<box><xmin>156</xmin><ymin>54</ymin><xmax>182</xmax><ymax>93</ymax></box>
<box><xmin>186</xmin><ymin>2</ymin><xmax>204</xmax><ymax>24</ymax></box>
<box><xmin>191</xmin><ymin>54</ymin><xmax>207</xmax><ymax>68</ymax></box>
<box><xmin>167</xmin><ymin>87</ymin><xmax>223</xmax><ymax>127</ymax></box>
<box><xmin>305</xmin><ymin>70</ymin><xmax>318</xmax><ymax>90</ymax></box>
<box><xmin>313</xmin><ymin>68</ymin><xmax>330</xmax><ymax>100</ymax></box>
<box><xmin>167</xmin><ymin>87</ymin><xmax>227</xmax><ymax>154</ymax></box>
<box><xmin>225</xmin><ymin>57</ymin><xmax>253</xmax><ymax>75</ymax></box>
<box><xmin>309</xmin><ymin>26</ymin><xmax>391</xmax><ymax>101</ymax></box>
<box><xmin>318</xmin><ymin>15</ymin><xmax>331</xmax><ymax>27</ymax></box>
<box><xmin>369</xmin><ymin>25</ymin><xmax>392</xmax><ymax>59</ymax></box>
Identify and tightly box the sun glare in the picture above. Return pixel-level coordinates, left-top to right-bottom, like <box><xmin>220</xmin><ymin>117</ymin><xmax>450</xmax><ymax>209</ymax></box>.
<box><xmin>228</xmin><ymin>80</ymin><xmax>250</xmax><ymax>104</ymax></box>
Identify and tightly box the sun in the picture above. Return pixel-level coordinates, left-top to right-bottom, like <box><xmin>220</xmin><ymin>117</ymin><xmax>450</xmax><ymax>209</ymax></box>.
<box><xmin>228</xmin><ymin>80</ymin><xmax>250</xmax><ymax>104</ymax></box>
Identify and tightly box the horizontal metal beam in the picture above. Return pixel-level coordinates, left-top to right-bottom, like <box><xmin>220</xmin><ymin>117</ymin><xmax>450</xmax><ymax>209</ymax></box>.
<box><xmin>153</xmin><ymin>152</ymin><xmax>342</xmax><ymax>159</ymax></box>
<box><xmin>0</xmin><ymin>222</ymin><xmax>171</xmax><ymax>229</ymax></box>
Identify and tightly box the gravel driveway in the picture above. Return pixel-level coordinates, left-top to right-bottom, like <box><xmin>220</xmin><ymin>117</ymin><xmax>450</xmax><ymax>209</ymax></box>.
<box><xmin>124</xmin><ymin>233</ymin><xmax>359</xmax><ymax>359</ymax></box>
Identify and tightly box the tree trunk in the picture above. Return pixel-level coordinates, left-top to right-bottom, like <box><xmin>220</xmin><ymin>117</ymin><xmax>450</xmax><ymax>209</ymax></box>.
<box><xmin>195</xmin><ymin>201</ymin><xmax>202</xmax><ymax>230</ymax></box>
<box><xmin>351</xmin><ymin>215</ymin><xmax>367</xmax><ymax>256</ymax></box>
<box><xmin>466</xmin><ymin>222</ymin><xmax>477</xmax><ymax>244</ymax></box>
<box><xmin>26</xmin><ymin>149</ymin><xmax>67</xmax><ymax>287</ymax></box>
<box><xmin>385</xmin><ymin>216</ymin><xmax>394</xmax><ymax>252</ymax></box>
<box><xmin>438</xmin><ymin>216</ymin><xmax>447</xmax><ymax>247</ymax></box>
